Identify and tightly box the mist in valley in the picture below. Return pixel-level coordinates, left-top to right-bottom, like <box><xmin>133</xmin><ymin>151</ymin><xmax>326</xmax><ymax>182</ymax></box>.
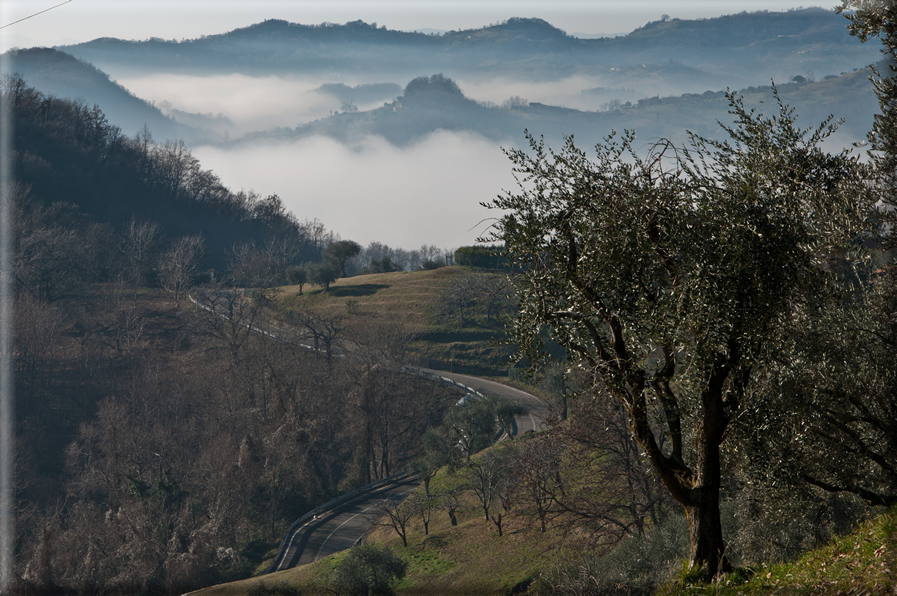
<box><xmin>4</xmin><ymin>5</ymin><xmax>895</xmax><ymax>595</ymax></box>
<box><xmin>117</xmin><ymin>73</ymin><xmax>402</xmax><ymax>136</ymax></box>
<box><xmin>193</xmin><ymin>130</ymin><xmax>515</xmax><ymax>248</ymax></box>
<box><xmin>3</xmin><ymin>7</ymin><xmax>879</xmax><ymax>256</ymax></box>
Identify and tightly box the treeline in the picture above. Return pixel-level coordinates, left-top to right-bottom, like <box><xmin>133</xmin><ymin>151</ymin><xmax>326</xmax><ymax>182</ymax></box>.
<box><xmin>5</xmin><ymin>74</ymin><xmax>332</xmax><ymax>275</ymax></box>
<box><xmin>348</xmin><ymin>242</ymin><xmax>454</xmax><ymax>275</ymax></box>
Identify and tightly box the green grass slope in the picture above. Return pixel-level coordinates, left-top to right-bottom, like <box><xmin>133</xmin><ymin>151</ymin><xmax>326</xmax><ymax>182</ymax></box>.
<box><xmin>275</xmin><ymin>266</ymin><xmax>516</xmax><ymax>376</ymax></box>
<box><xmin>187</xmin><ymin>436</ymin><xmax>897</xmax><ymax>596</ymax></box>
<box><xmin>186</xmin><ymin>444</ymin><xmax>602</xmax><ymax>596</ymax></box>
<box><xmin>671</xmin><ymin>508</ymin><xmax>896</xmax><ymax>595</ymax></box>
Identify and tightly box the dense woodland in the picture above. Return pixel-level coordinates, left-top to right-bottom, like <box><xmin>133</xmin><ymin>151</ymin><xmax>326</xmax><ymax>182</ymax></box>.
<box><xmin>7</xmin><ymin>72</ymin><xmax>337</xmax><ymax>274</ymax></box>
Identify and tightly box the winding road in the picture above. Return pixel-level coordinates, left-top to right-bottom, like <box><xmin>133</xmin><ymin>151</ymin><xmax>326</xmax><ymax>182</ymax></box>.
<box><xmin>271</xmin><ymin>477</ymin><xmax>421</xmax><ymax>571</ymax></box>
<box><xmin>265</xmin><ymin>369</ymin><xmax>548</xmax><ymax>572</ymax></box>
<box><xmin>427</xmin><ymin>369</ymin><xmax>549</xmax><ymax>435</ymax></box>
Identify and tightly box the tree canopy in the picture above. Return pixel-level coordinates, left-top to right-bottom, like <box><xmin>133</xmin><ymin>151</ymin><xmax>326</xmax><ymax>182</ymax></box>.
<box><xmin>484</xmin><ymin>92</ymin><xmax>874</xmax><ymax>579</ymax></box>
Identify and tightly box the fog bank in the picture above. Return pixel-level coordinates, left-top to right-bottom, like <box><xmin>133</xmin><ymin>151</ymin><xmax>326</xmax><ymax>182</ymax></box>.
<box><xmin>193</xmin><ymin>131</ymin><xmax>515</xmax><ymax>248</ymax></box>
<box><xmin>116</xmin><ymin>73</ymin><xmax>397</xmax><ymax>135</ymax></box>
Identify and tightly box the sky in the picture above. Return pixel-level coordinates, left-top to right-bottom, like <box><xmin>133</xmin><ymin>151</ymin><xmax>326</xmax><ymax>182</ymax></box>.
<box><xmin>2</xmin><ymin>1</ymin><xmax>822</xmax><ymax>49</ymax></box>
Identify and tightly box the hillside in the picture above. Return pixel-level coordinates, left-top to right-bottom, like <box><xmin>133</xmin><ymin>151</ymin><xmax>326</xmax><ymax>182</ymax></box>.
<box><xmin>1</xmin><ymin>47</ymin><xmax>201</xmax><ymax>140</ymax></box>
<box><xmin>273</xmin><ymin>265</ymin><xmax>517</xmax><ymax>376</ymax></box>
<box><xmin>185</xmin><ymin>431</ymin><xmax>897</xmax><ymax>596</ymax></box>
<box><xmin>58</xmin><ymin>10</ymin><xmax>879</xmax><ymax>88</ymax></box>
<box><xmin>7</xmin><ymin>78</ymin><xmax>323</xmax><ymax>272</ymax></box>
<box><xmin>233</xmin><ymin>68</ymin><xmax>878</xmax><ymax>149</ymax></box>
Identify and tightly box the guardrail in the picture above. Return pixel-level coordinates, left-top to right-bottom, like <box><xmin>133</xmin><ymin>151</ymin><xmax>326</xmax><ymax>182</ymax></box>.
<box><xmin>266</xmin><ymin>471</ymin><xmax>413</xmax><ymax>574</ymax></box>
<box><xmin>401</xmin><ymin>366</ymin><xmax>486</xmax><ymax>401</ymax></box>
<box><xmin>189</xmin><ymin>290</ymin><xmax>335</xmax><ymax>352</ymax></box>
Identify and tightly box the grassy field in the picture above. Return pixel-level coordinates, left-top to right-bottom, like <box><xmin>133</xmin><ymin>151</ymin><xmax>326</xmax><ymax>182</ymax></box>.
<box><xmin>274</xmin><ymin>266</ymin><xmax>517</xmax><ymax>376</ymax></box>
<box><xmin>191</xmin><ymin>267</ymin><xmax>897</xmax><ymax>595</ymax></box>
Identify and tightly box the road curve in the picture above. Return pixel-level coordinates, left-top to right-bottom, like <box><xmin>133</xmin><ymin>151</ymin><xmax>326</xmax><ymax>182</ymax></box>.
<box><xmin>421</xmin><ymin>369</ymin><xmax>551</xmax><ymax>436</ymax></box>
<box><xmin>268</xmin><ymin>373</ymin><xmax>548</xmax><ymax>572</ymax></box>
<box><xmin>272</xmin><ymin>477</ymin><xmax>421</xmax><ymax>570</ymax></box>
<box><xmin>188</xmin><ymin>289</ymin><xmax>549</xmax><ymax>572</ymax></box>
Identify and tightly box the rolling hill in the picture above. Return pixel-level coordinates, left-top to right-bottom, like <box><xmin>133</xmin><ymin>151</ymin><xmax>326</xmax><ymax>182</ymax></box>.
<box><xmin>1</xmin><ymin>47</ymin><xmax>202</xmax><ymax>141</ymax></box>
<box><xmin>57</xmin><ymin>9</ymin><xmax>880</xmax><ymax>93</ymax></box>
<box><xmin>232</xmin><ymin>68</ymin><xmax>879</xmax><ymax>149</ymax></box>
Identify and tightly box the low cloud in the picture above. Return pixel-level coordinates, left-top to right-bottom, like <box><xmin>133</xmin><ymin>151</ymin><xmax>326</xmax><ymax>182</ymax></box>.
<box><xmin>192</xmin><ymin>131</ymin><xmax>516</xmax><ymax>249</ymax></box>
<box><xmin>116</xmin><ymin>73</ymin><xmax>396</xmax><ymax>135</ymax></box>
<box><xmin>455</xmin><ymin>74</ymin><xmax>624</xmax><ymax>111</ymax></box>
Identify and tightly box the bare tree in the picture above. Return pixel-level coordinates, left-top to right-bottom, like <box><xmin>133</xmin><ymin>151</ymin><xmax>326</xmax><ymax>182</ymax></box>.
<box><xmin>511</xmin><ymin>435</ymin><xmax>563</xmax><ymax>532</ymax></box>
<box><xmin>13</xmin><ymin>292</ymin><xmax>65</xmax><ymax>401</ymax></box>
<box><xmin>372</xmin><ymin>497</ymin><xmax>415</xmax><ymax>547</ymax></box>
<box><xmin>552</xmin><ymin>395</ymin><xmax>674</xmax><ymax>541</ymax></box>
<box><xmin>462</xmin><ymin>450</ymin><xmax>507</xmax><ymax>521</ymax></box>
<box><xmin>286</xmin><ymin>308</ymin><xmax>343</xmax><ymax>360</ymax></box>
<box><xmin>121</xmin><ymin>217</ymin><xmax>160</xmax><ymax>288</ymax></box>
<box><xmin>12</xmin><ymin>184</ymin><xmax>98</xmax><ymax>300</ymax></box>
<box><xmin>191</xmin><ymin>282</ymin><xmax>272</xmax><ymax>367</ymax></box>
<box><xmin>439</xmin><ymin>487</ymin><xmax>463</xmax><ymax>527</ymax></box>
<box><xmin>154</xmin><ymin>139</ymin><xmax>200</xmax><ymax>198</ymax></box>
<box><xmin>228</xmin><ymin>241</ymin><xmax>276</xmax><ymax>287</ymax></box>
<box><xmin>156</xmin><ymin>234</ymin><xmax>204</xmax><ymax>309</ymax></box>
<box><xmin>409</xmin><ymin>490</ymin><xmax>437</xmax><ymax>536</ymax></box>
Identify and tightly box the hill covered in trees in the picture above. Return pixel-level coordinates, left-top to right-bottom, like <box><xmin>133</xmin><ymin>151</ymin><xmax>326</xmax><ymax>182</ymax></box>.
<box><xmin>6</xmin><ymin>74</ymin><xmax>330</xmax><ymax>274</ymax></box>
<box><xmin>3</xmin><ymin>75</ymin><xmax>467</xmax><ymax>594</ymax></box>
<box><xmin>1</xmin><ymin>48</ymin><xmax>198</xmax><ymax>140</ymax></box>
<box><xmin>58</xmin><ymin>9</ymin><xmax>878</xmax><ymax>88</ymax></box>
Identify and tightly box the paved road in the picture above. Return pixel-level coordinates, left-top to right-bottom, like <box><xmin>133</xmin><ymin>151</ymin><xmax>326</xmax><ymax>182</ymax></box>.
<box><xmin>271</xmin><ymin>477</ymin><xmax>420</xmax><ymax>571</ymax></box>
<box><xmin>421</xmin><ymin>369</ymin><xmax>550</xmax><ymax>436</ymax></box>
<box><xmin>269</xmin><ymin>373</ymin><xmax>548</xmax><ymax>572</ymax></box>
<box><xmin>189</xmin><ymin>289</ymin><xmax>550</xmax><ymax>571</ymax></box>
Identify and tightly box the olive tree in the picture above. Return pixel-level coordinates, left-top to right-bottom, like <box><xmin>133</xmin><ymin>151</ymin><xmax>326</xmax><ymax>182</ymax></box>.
<box><xmin>324</xmin><ymin>240</ymin><xmax>362</xmax><ymax>278</ymax></box>
<box><xmin>839</xmin><ymin>0</ymin><xmax>897</xmax><ymax>195</ymax></box>
<box><xmin>483</xmin><ymin>93</ymin><xmax>872</xmax><ymax>579</ymax></box>
<box><xmin>740</xmin><ymin>1</ymin><xmax>897</xmax><ymax>513</ymax></box>
<box><xmin>751</xmin><ymin>265</ymin><xmax>897</xmax><ymax>510</ymax></box>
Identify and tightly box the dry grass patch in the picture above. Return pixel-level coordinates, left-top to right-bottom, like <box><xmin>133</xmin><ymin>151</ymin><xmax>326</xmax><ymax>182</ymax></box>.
<box><xmin>277</xmin><ymin>267</ymin><xmax>467</xmax><ymax>335</ymax></box>
<box><xmin>663</xmin><ymin>507</ymin><xmax>897</xmax><ymax>595</ymax></box>
<box><xmin>275</xmin><ymin>267</ymin><xmax>516</xmax><ymax>374</ymax></box>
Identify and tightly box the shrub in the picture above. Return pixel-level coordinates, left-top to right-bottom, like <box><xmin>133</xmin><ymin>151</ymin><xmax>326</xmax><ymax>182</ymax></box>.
<box><xmin>453</xmin><ymin>245</ymin><xmax>507</xmax><ymax>269</ymax></box>
<box><xmin>331</xmin><ymin>544</ymin><xmax>407</xmax><ymax>596</ymax></box>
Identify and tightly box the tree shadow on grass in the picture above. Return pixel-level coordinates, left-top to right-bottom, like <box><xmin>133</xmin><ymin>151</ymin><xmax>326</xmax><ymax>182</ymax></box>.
<box><xmin>328</xmin><ymin>283</ymin><xmax>389</xmax><ymax>297</ymax></box>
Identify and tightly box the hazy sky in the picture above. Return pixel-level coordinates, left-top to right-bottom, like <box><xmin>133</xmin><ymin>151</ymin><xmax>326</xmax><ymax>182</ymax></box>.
<box><xmin>0</xmin><ymin>0</ymin><xmax>829</xmax><ymax>249</ymax></box>
<box><xmin>2</xmin><ymin>1</ymin><xmax>819</xmax><ymax>48</ymax></box>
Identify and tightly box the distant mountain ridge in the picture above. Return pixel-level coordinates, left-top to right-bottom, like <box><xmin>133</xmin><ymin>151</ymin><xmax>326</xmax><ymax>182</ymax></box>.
<box><xmin>1</xmin><ymin>47</ymin><xmax>200</xmax><ymax>141</ymax></box>
<box><xmin>58</xmin><ymin>9</ymin><xmax>879</xmax><ymax>85</ymax></box>
<box><xmin>235</xmin><ymin>69</ymin><xmax>877</xmax><ymax>149</ymax></box>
